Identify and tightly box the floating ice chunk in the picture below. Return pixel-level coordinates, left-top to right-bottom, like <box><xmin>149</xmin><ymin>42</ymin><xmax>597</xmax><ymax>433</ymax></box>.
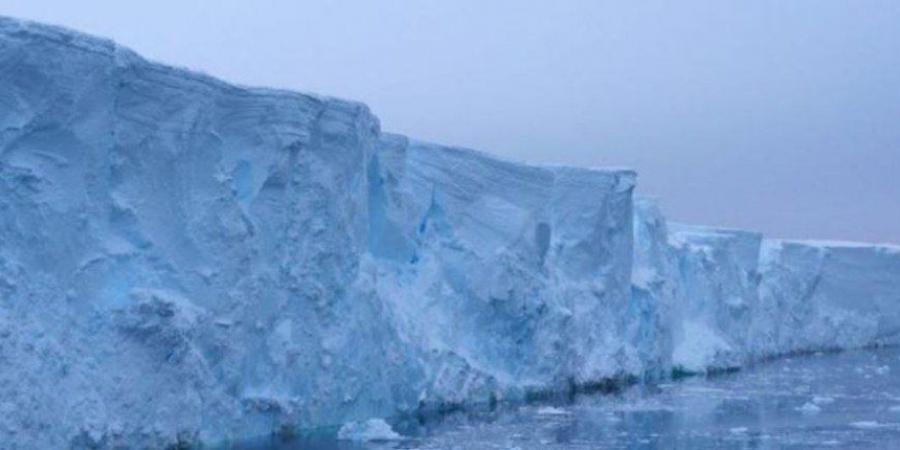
<box><xmin>729</xmin><ymin>427</ymin><xmax>748</xmax><ymax>434</ymax></box>
<box><xmin>796</xmin><ymin>402</ymin><xmax>821</xmax><ymax>414</ymax></box>
<box><xmin>812</xmin><ymin>396</ymin><xmax>835</xmax><ymax>405</ymax></box>
<box><xmin>337</xmin><ymin>418</ymin><xmax>401</xmax><ymax>442</ymax></box>
<box><xmin>850</xmin><ymin>421</ymin><xmax>884</xmax><ymax>429</ymax></box>
<box><xmin>536</xmin><ymin>406</ymin><xmax>569</xmax><ymax>416</ymax></box>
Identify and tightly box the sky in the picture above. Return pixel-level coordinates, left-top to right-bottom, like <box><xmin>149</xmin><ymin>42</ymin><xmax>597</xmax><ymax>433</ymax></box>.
<box><xmin>4</xmin><ymin>1</ymin><xmax>899</xmax><ymax>243</ymax></box>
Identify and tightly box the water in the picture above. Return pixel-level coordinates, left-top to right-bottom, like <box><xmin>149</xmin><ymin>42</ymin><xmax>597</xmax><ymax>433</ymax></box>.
<box><xmin>245</xmin><ymin>347</ymin><xmax>900</xmax><ymax>449</ymax></box>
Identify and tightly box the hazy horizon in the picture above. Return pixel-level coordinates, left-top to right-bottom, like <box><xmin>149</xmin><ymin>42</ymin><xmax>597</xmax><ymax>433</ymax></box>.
<box><xmin>5</xmin><ymin>0</ymin><xmax>899</xmax><ymax>243</ymax></box>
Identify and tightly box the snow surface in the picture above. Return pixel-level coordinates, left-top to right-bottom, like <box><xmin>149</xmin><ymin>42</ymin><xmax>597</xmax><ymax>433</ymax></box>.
<box><xmin>1</xmin><ymin>16</ymin><xmax>899</xmax><ymax>449</ymax></box>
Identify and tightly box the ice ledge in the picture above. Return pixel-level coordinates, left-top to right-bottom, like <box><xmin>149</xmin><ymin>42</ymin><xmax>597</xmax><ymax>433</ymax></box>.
<box><xmin>667</xmin><ymin>222</ymin><xmax>900</xmax><ymax>257</ymax></box>
<box><xmin>776</xmin><ymin>239</ymin><xmax>900</xmax><ymax>254</ymax></box>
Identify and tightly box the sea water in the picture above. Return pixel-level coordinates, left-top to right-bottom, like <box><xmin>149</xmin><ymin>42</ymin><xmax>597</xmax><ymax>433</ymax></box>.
<box><xmin>243</xmin><ymin>347</ymin><xmax>900</xmax><ymax>449</ymax></box>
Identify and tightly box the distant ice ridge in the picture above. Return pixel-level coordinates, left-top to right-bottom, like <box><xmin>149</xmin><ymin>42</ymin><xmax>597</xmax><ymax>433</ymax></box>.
<box><xmin>632</xmin><ymin>198</ymin><xmax>900</xmax><ymax>375</ymax></box>
<box><xmin>1</xmin><ymin>16</ymin><xmax>899</xmax><ymax>449</ymax></box>
<box><xmin>754</xmin><ymin>239</ymin><xmax>900</xmax><ymax>355</ymax></box>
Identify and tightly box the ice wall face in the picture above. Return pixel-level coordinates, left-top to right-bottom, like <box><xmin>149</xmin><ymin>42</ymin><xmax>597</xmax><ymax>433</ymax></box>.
<box><xmin>632</xmin><ymin>203</ymin><xmax>765</xmax><ymax>374</ymax></box>
<box><xmin>668</xmin><ymin>224</ymin><xmax>763</xmax><ymax>372</ymax></box>
<box><xmin>630</xmin><ymin>198</ymin><xmax>678</xmax><ymax>376</ymax></box>
<box><xmin>0</xmin><ymin>18</ymin><xmax>418</xmax><ymax>447</ymax></box>
<box><xmin>0</xmin><ymin>18</ymin><xmax>638</xmax><ymax>448</ymax></box>
<box><xmin>755</xmin><ymin>241</ymin><xmax>900</xmax><ymax>356</ymax></box>
<box><xmin>632</xmin><ymin>201</ymin><xmax>900</xmax><ymax>375</ymax></box>
<box><xmin>2</xmin><ymin>17</ymin><xmax>900</xmax><ymax>449</ymax></box>
<box><xmin>370</xmin><ymin>135</ymin><xmax>638</xmax><ymax>401</ymax></box>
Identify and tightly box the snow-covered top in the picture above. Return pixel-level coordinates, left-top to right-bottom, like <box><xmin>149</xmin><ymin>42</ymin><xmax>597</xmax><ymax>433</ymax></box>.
<box><xmin>634</xmin><ymin>195</ymin><xmax>662</xmax><ymax>205</ymax></box>
<box><xmin>407</xmin><ymin>135</ymin><xmax>636</xmax><ymax>175</ymax></box>
<box><xmin>0</xmin><ymin>15</ymin><xmax>634</xmax><ymax>179</ymax></box>
<box><xmin>667</xmin><ymin>223</ymin><xmax>764</xmax><ymax>256</ymax></box>
<box><xmin>0</xmin><ymin>15</ymin><xmax>116</xmax><ymax>55</ymax></box>
<box><xmin>400</xmin><ymin>135</ymin><xmax>636</xmax><ymax>184</ymax></box>
<box><xmin>771</xmin><ymin>238</ymin><xmax>900</xmax><ymax>254</ymax></box>
<box><xmin>0</xmin><ymin>15</ymin><xmax>372</xmax><ymax>118</ymax></box>
<box><xmin>669</xmin><ymin>222</ymin><xmax>762</xmax><ymax>239</ymax></box>
<box><xmin>669</xmin><ymin>223</ymin><xmax>900</xmax><ymax>254</ymax></box>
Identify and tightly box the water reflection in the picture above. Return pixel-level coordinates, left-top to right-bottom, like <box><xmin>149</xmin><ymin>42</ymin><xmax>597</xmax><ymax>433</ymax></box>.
<box><xmin>240</xmin><ymin>347</ymin><xmax>900</xmax><ymax>449</ymax></box>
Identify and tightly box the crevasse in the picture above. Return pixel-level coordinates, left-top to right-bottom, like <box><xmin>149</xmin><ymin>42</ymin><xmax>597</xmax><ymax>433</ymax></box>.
<box><xmin>1</xmin><ymin>17</ymin><xmax>899</xmax><ymax>448</ymax></box>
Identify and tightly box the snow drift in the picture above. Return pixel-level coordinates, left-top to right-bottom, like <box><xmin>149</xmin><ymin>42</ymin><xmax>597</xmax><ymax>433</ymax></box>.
<box><xmin>1</xmin><ymin>17</ymin><xmax>898</xmax><ymax>448</ymax></box>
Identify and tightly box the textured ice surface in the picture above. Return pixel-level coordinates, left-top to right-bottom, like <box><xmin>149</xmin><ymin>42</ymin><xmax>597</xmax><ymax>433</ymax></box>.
<box><xmin>0</xmin><ymin>15</ymin><xmax>416</xmax><ymax>448</ymax></box>
<box><xmin>1</xmin><ymin>16</ymin><xmax>899</xmax><ymax>449</ymax></box>
<box><xmin>371</xmin><ymin>135</ymin><xmax>638</xmax><ymax>399</ymax></box>
<box><xmin>0</xmin><ymin>17</ymin><xmax>636</xmax><ymax>448</ymax></box>
<box><xmin>632</xmin><ymin>200</ymin><xmax>765</xmax><ymax>373</ymax></box>
<box><xmin>668</xmin><ymin>223</ymin><xmax>763</xmax><ymax>372</ymax></box>
<box><xmin>630</xmin><ymin>198</ymin><xmax>678</xmax><ymax>376</ymax></box>
<box><xmin>337</xmin><ymin>418</ymin><xmax>400</xmax><ymax>442</ymax></box>
<box><xmin>755</xmin><ymin>240</ymin><xmax>900</xmax><ymax>355</ymax></box>
<box><xmin>634</xmin><ymin>198</ymin><xmax>900</xmax><ymax>373</ymax></box>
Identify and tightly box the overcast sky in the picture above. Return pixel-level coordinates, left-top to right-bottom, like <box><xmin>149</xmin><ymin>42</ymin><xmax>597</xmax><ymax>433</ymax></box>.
<box><xmin>5</xmin><ymin>1</ymin><xmax>899</xmax><ymax>243</ymax></box>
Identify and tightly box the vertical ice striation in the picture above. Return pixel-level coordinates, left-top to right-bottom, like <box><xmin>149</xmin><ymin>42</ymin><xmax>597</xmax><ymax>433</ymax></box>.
<box><xmin>755</xmin><ymin>240</ymin><xmax>900</xmax><ymax>356</ymax></box>
<box><xmin>0</xmin><ymin>16</ymin><xmax>417</xmax><ymax>447</ymax></box>
<box><xmin>630</xmin><ymin>198</ymin><xmax>678</xmax><ymax>377</ymax></box>
<box><xmin>370</xmin><ymin>135</ymin><xmax>637</xmax><ymax>405</ymax></box>
<box><xmin>0</xmin><ymin>17</ymin><xmax>637</xmax><ymax>448</ymax></box>
<box><xmin>667</xmin><ymin>224</ymin><xmax>763</xmax><ymax>372</ymax></box>
<box><xmin>631</xmin><ymin>215</ymin><xmax>900</xmax><ymax>376</ymax></box>
<box><xmin>1</xmin><ymin>16</ymin><xmax>899</xmax><ymax>449</ymax></box>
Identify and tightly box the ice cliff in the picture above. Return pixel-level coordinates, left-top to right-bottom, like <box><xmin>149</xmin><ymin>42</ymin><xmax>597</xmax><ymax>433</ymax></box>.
<box><xmin>1</xmin><ymin>17</ymin><xmax>898</xmax><ymax>448</ymax></box>
<box><xmin>754</xmin><ymin>240</ymin><xmax>900</xmax><ymax>355</ymax></box>
<box><xmin>632</xmin><ymin>200</ymin><xmax>900</xmax><ymax>375</ymax></box>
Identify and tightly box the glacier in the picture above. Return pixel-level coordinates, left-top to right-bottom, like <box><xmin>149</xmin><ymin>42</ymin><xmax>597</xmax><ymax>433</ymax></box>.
<box><xmin>0</xmin><ymin>17</ymin><xmax>898</xmax><ymax>448</ymax></box>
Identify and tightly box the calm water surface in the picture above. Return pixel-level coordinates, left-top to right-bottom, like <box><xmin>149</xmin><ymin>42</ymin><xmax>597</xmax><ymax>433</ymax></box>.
<box><xmin>244</xmin><ymin>346</ymin><xmax>900</xmax><ymax>449</ymax></box>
